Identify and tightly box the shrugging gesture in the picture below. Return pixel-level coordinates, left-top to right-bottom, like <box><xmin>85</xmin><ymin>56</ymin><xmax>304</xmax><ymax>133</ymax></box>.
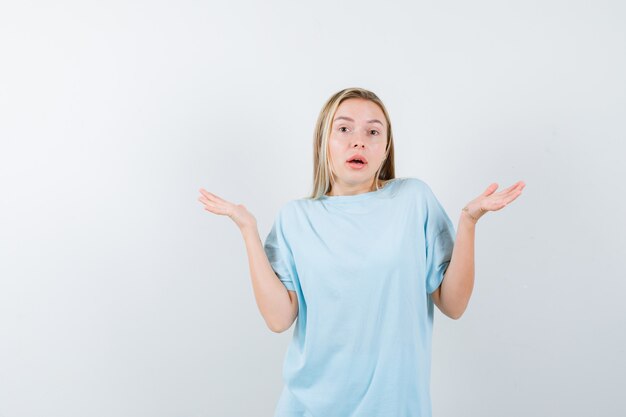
<box><xmin>197</xmin><ymin>188</ymin><xmax>257</xmax><ymax>232</ymax></box>
<box><xmin>462</xmin><ymin>181</ymin><xmax>526</xmax><ymax>224</ymax></box>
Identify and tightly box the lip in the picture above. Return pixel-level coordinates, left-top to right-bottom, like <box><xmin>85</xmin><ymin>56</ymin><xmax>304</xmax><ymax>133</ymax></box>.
<box><xmin>345</xmin><ymin>160</ymin><xmax>367</xmax><ymax>170</ymax></box>
<box><xmin>346</xmin><ymin>153</ymin><xmax>368</xmax><ymax>164</ymax></box>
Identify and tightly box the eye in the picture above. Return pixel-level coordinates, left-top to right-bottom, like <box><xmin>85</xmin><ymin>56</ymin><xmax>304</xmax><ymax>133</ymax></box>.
<box><xmin>339</xmin><ymin>126</ymin><xmax>349</xmax><ymax>132</ymax></box>
<box><xmin>370</xmin><ymin>129</ymin><xmax>380</xmax><ymax>135</ymax></box>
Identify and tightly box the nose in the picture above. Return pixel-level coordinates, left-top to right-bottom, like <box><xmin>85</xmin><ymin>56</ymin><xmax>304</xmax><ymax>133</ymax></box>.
<box><xmin>350</xmin><ymin>131</ymin><xmax>367</xmax><ymax>148</ymax></box>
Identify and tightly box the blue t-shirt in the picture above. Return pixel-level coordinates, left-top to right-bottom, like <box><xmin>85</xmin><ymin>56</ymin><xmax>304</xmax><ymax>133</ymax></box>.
<box><xmin>263</xmin><ymin>177</ymin><xmax>456</xmax><ymax>417</ymax></box>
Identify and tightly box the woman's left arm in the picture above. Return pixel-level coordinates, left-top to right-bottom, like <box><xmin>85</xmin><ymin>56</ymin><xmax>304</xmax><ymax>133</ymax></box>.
<box><xmin>431</xmin><ymin>180</ymin><xmax>526</xmax><ymax>319</ymax></box>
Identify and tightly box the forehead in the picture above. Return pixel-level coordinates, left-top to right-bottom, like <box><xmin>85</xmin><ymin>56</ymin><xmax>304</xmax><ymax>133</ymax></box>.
<box><xmin>333</xmin><ymin>99</ymin><xmax>386</xmax><ymax>125</ymax></box>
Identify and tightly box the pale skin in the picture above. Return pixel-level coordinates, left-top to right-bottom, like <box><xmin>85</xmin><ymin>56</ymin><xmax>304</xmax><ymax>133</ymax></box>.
<box><xmin>198</xmin><ymin>97</ymin><xmax>526</xmax><ymax>324</ymax></box>
<box><xmin>196</xmin><ymin>191</ymin><xmax>299</xmax><ymax>330</ymax></box>
<box><xmin>432</xmin><ymin>180</ymin><xmax>525</xmax><ymax>319</ymax></box>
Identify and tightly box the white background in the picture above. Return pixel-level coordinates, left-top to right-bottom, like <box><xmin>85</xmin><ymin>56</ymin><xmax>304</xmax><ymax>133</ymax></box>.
<box><xmin>1</xmin><ymin>1</ymin><xmax>625</xmax><ymax>416</ymax></box>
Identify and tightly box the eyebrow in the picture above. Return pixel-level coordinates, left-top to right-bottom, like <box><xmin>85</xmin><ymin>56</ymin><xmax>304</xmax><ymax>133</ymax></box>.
<box><xmin>333</xmin><ymin>116</ymin><xmax>384</xmax><ymax>126</ymax></box>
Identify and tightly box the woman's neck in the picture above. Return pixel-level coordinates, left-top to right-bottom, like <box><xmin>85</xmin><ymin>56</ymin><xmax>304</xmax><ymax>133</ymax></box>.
<box><xmin>326</xmin><ymin>178</ymin><xmax>387</xmax><ymax>196</ymax></box>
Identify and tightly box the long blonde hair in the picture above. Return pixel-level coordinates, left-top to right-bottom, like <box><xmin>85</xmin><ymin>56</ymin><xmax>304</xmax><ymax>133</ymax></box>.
<box><xmin>308</xmin><ymin>87</ymin><xmax>396</xmax><ymax>199</ymax></box>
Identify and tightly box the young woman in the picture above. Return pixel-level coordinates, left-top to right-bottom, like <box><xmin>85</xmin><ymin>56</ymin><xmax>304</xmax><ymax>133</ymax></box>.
<box><xmin>198</xmin><ymin>87</ymin><xmax>525</xmax><ymax>417</ymax></box>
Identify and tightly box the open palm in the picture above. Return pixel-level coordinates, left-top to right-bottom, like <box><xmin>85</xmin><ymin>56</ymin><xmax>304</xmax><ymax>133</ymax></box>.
<box><xmin>463</xmin><ymin>181</ymin><xmax>526</xmax><ymax>223</ymax></box>
<box><xmin>198</xmin><ymin>188</ymin><xmax>257</xmax><ymax>231</ymax></box>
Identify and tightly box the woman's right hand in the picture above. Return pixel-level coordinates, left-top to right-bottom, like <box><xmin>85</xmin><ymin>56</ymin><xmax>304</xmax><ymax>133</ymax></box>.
<box><xmin>198</xmin><ymin>188</ymin><xmax>257</xmax><ymax>232</ymax></box>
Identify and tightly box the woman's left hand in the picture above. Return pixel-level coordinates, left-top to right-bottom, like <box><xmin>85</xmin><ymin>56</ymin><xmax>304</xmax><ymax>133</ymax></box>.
<box><xmin>462</xmin><ymin>180</ymin><xmax>526</xmax><ymax>224</ymax></box>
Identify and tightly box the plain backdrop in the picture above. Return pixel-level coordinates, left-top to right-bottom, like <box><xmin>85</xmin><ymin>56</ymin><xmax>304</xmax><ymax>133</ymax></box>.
<box><xmin>1</xmin><ymin>1</ymin><xmax>625</xmax><ymax>416</ymax></box>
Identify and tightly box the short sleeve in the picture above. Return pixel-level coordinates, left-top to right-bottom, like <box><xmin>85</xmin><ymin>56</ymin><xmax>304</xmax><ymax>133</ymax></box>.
<box><xmin>263</xmin><ymin>209</ymin><xmax>296</xmax><ymax>291</ymax></box>
<box><xmin>423</xmin><ymin>183</ymin><xmax>456</xmax><ymax>295</ymax></box>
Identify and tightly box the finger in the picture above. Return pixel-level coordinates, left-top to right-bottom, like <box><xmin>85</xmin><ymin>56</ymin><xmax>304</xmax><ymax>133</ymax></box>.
<box><xmin>509</xmin><ymin>181</ymin><xmax>525</xmax><ymax>193</ymax></box>
<box><xmin>495</xmin><ymin>188</ymin><xmax>517</xmax><ymax>199</ymax></box>
<box><xmin>496</xmin><ymin>182</ymin><xmax>525</xmax><ymax>198</ymax></box>
<box><xmin>202</xmin><ymin>199</ymin><xmax>230</xmax><ymax>215</ymax></box>
<box><xmin>506</xmin><ymin>184</ymin><xmax>525</xmax><ymax>198</ymax></box>
<box><xmin>204</xmin><ymin>205</ymin><xmax>229</xmax><ymax>216</ymax></box>
<box><xmin>494</xmin><ymin>189</ymin><xmax>523</xmax><ymax>209</ymax></box>
<box><xmin>198</xmin><ymin>196</ymin><xmax>217</xmax><ymax>208</ymax></box>
<box><xmin>198</xmin><ymin>194</ymin><xmax>221</xmax><ymax>208</ymax></box>
<box><xmin>495</xmin><ymin>182</ymin><xmax>520</xmax><ymax>196</ymax></box>
<box><xmin>505</xmin><ymin>189</ymin><xmax>524</xmax><ymax>204</ymax></box>
<box><xmin>506</xmin><ymin>182</ymin><xmax>525</xmax><ymax>194</ymax></box>
<box><xmin>483</xmin><ymin>183</ymin><xmax>499</xmax><ymax>197</ymax></box>
<box><xmin>199</xmin><ymin>189</ymin><xmax>228</xmax><ymax>204</ymax></box>
<box><xmin>199</xmin><ymin>189</ymin><xmax>217</xmax><ymax>199</ymax></box>
<box><xmin>206</xmin><ymin>191</ymin><xmax>229</xmax><ymax>204</ymax></box>
<box><xmin>502</xmin><ymin>183</ymin><xmax>519</xmax><ymax>194</ymax></box>
<box><xmin>200</xmin><ymin>194</ymin><xmax>235</xmax><ymax>216</ymax></box>
<box><xmin>198</xmin><ymin>197</ymin><xmax>216</xmax><ymax>207</ymax></box>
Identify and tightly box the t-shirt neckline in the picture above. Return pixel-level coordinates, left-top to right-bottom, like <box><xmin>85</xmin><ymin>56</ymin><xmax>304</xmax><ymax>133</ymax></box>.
<box><xmin>319</xmin><ymin>178</ymin><xmax>401</xmax><ymax>203</ymax></box>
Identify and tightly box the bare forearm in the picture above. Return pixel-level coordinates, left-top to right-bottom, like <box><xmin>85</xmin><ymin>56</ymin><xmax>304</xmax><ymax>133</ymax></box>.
<box><xmin>440</xmin><ymin>213</ymin><xmax>476</xmax><ymax>318</ymax></box>
<box><xmin>240</xmin><ymin>226</ymin><xmax>294</xmax><ymax>332</ymax></box>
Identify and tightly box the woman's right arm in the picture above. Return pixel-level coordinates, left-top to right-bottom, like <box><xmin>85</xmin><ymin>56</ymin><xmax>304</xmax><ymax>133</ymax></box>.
<box><xmin>198</xmin><ymin>188</ymin><xmax>298</xmax><ymax>333</ymax></box>
<box><xmin>240</xmin><ymin>225</ymin><xmax>299</xmax><ymax>333</ymax></box>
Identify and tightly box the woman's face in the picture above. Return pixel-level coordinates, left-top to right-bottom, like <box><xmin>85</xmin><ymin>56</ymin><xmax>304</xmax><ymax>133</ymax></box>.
<box><xmin>327</xmin><ymin>98</ymin><xmax>388</xmax><ymax>193</ymax></box>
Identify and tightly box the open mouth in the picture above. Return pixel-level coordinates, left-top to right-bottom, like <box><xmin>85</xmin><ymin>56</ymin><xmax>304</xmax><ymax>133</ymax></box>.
<box><xmin>346</xmin><ymin>158</ymin><xmax>367</xmax><ymax>169</ymax></box>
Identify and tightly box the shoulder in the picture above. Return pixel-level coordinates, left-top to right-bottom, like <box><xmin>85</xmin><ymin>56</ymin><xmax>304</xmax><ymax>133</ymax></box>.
<box><xmin>274</xmin><ymin>199</ymin><xmax>303</xmax><ymax>222</ymax></box>
<box><xmin>396</xmin><ymin>176</ymin><xmax>433</xmax><ymax>195</ymax></box>
<box><xmin>396</xmin><ymin>177</ymin><xmax>445</xmax><ymax>212</ymax></box>
<box><xmin>399</xmin><ymin>176</ymin><xmax>425</xmax><ymax>188</ymax></box>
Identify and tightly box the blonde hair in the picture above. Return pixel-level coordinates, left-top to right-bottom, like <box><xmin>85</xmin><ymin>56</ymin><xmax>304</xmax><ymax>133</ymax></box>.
<box><xmin>308</xmin><ymin>87</ymin><xmax>396</xmax><ymax>199</ymax></box>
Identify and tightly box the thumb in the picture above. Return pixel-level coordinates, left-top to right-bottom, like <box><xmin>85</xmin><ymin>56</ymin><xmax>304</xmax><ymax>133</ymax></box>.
<box><xmin>482</xmin><ymin>183</ymin><xmax>498</xmax><ymax>197</ymax></box>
